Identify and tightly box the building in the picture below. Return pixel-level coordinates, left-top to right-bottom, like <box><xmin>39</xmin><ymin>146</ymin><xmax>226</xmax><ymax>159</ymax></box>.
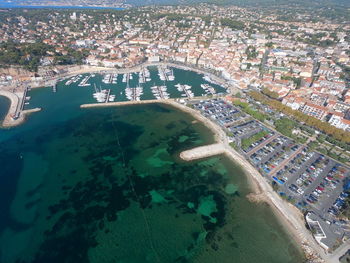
<box><xmin>328</xmin><ymin>113</ymin><xmax>350</xmax><ymax>131</ymax></box>
<box><xmin>301</xmin><ymin>103</ymin><xmax>328</xmax><ymax>120</ymax></box>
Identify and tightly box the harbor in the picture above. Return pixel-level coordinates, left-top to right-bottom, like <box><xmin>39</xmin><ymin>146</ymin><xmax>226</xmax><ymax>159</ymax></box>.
<box><xmin>62</xmin><ymin>66</ymin><xmax>227</xmax><ymax>104</ymax></box>
<box><xmin>0</xmin><ymin>66</ymin><xmax>227</xmax><ymax>128</ymax></box>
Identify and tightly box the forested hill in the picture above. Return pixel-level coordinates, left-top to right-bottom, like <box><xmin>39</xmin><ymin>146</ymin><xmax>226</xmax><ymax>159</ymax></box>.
<box><xmin>12</xmin><ymin>0</ymin><xmax>350</xmax><ymax>7</ymax></box>
<box><xmin>126</xmin><ymin>0</ymin><xmax>350</xmax><ymax>7</ymax></box>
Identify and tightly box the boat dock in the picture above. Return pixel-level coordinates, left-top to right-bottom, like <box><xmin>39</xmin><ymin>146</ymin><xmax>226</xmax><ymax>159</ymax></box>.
<box><xmin>175</xmin><ymin>84</ymin><xmax>194</xmax><ymax>98</ymax></box>
<box><xmin>79</xmin><ymin>75</ymin><xmax>92</xmax><ymax>86</ymax></box>
<box><xmin>151</xmin><ymin>85</ymin><xmax>169</xmax><ymax>99</ymax></box>
<box><xmin>105</xmin><ymin>89</ymin><xmax>111</xmax><ymax>103</ymax></box>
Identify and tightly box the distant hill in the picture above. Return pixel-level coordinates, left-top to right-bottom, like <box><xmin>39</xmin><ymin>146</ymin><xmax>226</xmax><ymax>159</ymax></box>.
<box><xmin>9</xmin><ymin>0</ymin><xmax>350</xmax><ymax>8</ymax></box>
<box><xmin>126</xmin><ymin>0</ymin><xmax>350</xmax><ymax>7</ymax></box>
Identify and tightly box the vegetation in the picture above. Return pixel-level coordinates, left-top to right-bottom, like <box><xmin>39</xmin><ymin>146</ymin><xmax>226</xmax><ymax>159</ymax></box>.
<box><xmin>249</xmin><ymin>91</ymin><xmax>350</xmax><ymax>144</ymax></box>
<box><xmin>0</xmin><ymin>41</ymin><xmax>89</xmax><ymax>72</ymax></box>
<box><xmin>340</xmin><ymin>192</ymin><xmax>350</xmax><ymax>220</ymax></box>
<box><xmin>232</xmin><ymin>100</ymin><xmax>268</xmax><ymax>122</ymax></box>
<box><xmin>281</xmin><ymin>75</ymin><xmax>302</xmax><ymax>88</ymax></box>
<box><xmin>245</xmin><ymin>45</ymin><xmax>258</xmax><ymax>59</ymax></box>
<box><xmin>229</xmin><ymin>142</ymin><xmax>240</xmax><ymax>151</ymax></box>
<box><xmin>241</xmin><ymin>130</ymin><xmax>269</xmax><ymax>150</ymax></box>
<box><xmin>262</xmin><ymin>87</ymin><xmax>279</xmax><ymax>99</ymax></box>
<box><xmin>0</xmin><ymin>41</ymin><xmax>53</xmax><ymax>72</ymax></box>
<box><xmin>54</xmin><ymin>48</ymin><xmax>89</xmax><ymax>65</ymax></box>
<box><xmin>274</xmin><ymin>118</ymin><xmax>297</xmax><ymax>138</ymax></box>
<box><xmin>220</xmin><ymin>18</ymin><xmax>244</xmax><ymax>30</ymax></box>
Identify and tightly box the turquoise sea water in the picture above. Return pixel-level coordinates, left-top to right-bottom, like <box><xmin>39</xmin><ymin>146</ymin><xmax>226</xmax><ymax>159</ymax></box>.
<box><xmin>0</xmin><ymin>96</ymin><xmax>10</xmax><ymax>122</ymax></box>
<box><xmin>0</xmin><ymin>68</ymin><xmax>305</xmax><ymax>263</ymax></box>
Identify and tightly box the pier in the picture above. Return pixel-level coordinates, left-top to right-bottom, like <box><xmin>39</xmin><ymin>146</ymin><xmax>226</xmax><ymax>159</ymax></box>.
<box><xmin>105</xmin><ymin>89</ymin><xmax>111</xmax><ymax>103</ymax></box>
<box><xmin>179</xmin><ymin>143</ymin><xmax>226</xmax><ymax>161</ymax></box>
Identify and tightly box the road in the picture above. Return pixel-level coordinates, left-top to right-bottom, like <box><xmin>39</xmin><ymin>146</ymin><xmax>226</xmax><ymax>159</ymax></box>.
<box><xmin>270</xmin><ymin>145</ymin><xmax>306</xmax><ymax>176</ymax></box>
<box><xmin>246</xmin><ymin>133</ymin><xmax>279</xmax><ymax>156</ymax></box>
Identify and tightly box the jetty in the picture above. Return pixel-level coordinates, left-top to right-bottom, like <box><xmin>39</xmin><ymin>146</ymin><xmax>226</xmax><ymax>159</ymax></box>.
<box><xmin>0</xmin><ymin>90</ymin><xmax>20</xmax><ymax>123</ymax></box>
<box><xmin>81</xmin><ymin>99</ymin><xmax>168</xmax><ymax>109</ymax></box>
<box><xmin>179</xmin><ymin>143</ymin><xmax>226</xmax><ymax>161</ymax></box>
<box><xmin>53</xmin><ymin>82</ymin><xmax>57</xmax><ymax>92</ymax></box>
<box><xmin>0</xmin><ymin>89</ymin><xmax>41</xmax><ymax>127</ymax></box>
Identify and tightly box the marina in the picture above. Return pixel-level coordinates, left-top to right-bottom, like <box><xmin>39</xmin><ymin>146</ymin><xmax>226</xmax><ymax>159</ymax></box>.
<box><xmin>47</xmin><ymin>65</ymin><xmax>227</xmax><ymax>105</ymax></box>
<box><xmin>65</xmin><ymin>75</ymin><xmax>82</xmax><ymax>86</ymax></box>
<box><xmin>59</xmin><ymin>66</ymin><xmax>227</xmax><ymax>104</ymax></box>
<box><xmin>78</xmin><ymin>74</ymin><xmax>93</xmax><ymax>86</ymax></box>
<box><xmin>92</xmin><ymin>84</ymin><xmax>109</xmax><ymax>103</ymax></box>
<box><xmin>175</xmin><ymin>83</ymin><xmax>194</xmax><ymax>98</ymax></box>
<box><xmin>158</xmin><ymin>66</ymin><xmax>175</xmax><ymax>81</ymax></box>
<box><xmin>125</xmin><ymin>86</ymin><xmax>143</xmax><ymax>101</ymax></box>
<box><xmin>150</xmin><ymin>85</ymin><xmax>170</xmax><ymax>99</ymax></box>
<box><xmin>138</xmin><ymin>67</ymin><xmax>151</xmax><ymax>84</ymax></box>
<box><xmin>102</xmin><ymin>73</ymin><xmax>117</xmax><ymax>84</ymax></box>
<box><xmin>201</xmin><ymin>84</ymin><xmax>217</xmax><ymax>96</ymax></box>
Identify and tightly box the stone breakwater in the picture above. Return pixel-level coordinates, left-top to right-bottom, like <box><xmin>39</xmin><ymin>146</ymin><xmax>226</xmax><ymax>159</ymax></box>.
<box><xmin>80</xmin><ymin>99</ymin><xmax>169</xmax><ymax>108</ymax></box>
<box><xmin>0</xmin><ymin>90</ymin><xmax>20</xmax><ymax>127</ymax></box>
<box><xmin>0</xmin><ymin>90</ymin><xmax>41</xmax><ymax>128</ymax></box>
<box><xmin>179</xmin><ymin>143</ymin><xmax>226</xmax><ymax>161</ymax></box>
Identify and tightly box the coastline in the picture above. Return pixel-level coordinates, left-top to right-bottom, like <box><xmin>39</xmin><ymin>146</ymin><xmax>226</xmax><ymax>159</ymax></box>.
<box><xmin>0</xmin><ymin>63</ymin><xmax>329</xmax><ymax>261</ymax></box>
<box><xmin>0</xmin><ymin>91</ymin><xmax>41</xmax><ymax>128</ymax></box>
<box><xmin>0</xmin><ymin>91</ymin><xmax>21</xmax><ymax>128</ymax></box>
<box><xmin>0</xmin><ymin>62</ymin><xmax>238</xmax><ymax>94</ymax></box>
<box><xmin>80</xmin><ymin>99</ymin><xmax>327</xmax><ymax>262</ymax></box>
<box><xmin>0</xmin><ymin>61</ymin><xmax>237</xmax><ymax>128</ymax></box>
<box><xmin>169</xmin><ymin>101</ymin><xmax>327</xmax><ymax>262</ymax></box>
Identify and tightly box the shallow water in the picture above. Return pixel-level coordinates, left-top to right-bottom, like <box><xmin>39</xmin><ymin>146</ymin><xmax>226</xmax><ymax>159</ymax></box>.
<box><xmin>0</xmin><ymin>69</ymin><xmax>305</xmax><ymax>263</ymax></box>
<box><xmin>0</xmin><ymin>95</ymin><xmax>10</xmax><ymax>123</ymax></box>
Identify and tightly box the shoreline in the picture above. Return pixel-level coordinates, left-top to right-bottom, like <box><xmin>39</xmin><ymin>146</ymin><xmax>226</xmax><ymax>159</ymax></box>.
<box><xmin>1</xmin><ymin>62</ymin><xmax>238</xmax><ymax>94</ymax></box>
<box><xmin>0</xmin><ymin>91</ymin><xmax>41</xmax><ymax>128</ymax></box>
<box><xmin>0</xmin><ymin>62</ymin><xmax>236</xmax><ymax>128</ymax></box>
<box><xmin>0</xmin><ymin>91</ymin><xmax>22</xmax><ymax>128</ymax></box>
<box><xmin>80</xmin><ymin>99</ymin><xmax>327</xmax><ymax>262</ymax></box>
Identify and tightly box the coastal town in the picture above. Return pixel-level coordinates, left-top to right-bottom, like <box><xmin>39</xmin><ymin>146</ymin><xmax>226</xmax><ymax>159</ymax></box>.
<box><xmin>0</xmin><ymin>2</ymin><xmax>350</xmax><ymax>263</ymax></box>
<box><xmin>0</xmin><ymin>5</ymin><xmax>349</xmax><ymax>132</ymax></box>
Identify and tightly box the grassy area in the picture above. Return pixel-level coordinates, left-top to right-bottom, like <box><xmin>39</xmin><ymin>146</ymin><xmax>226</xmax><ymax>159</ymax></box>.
<box><xmin>315</xmin><ymin>145</ymin><xmax>350</xmax><ymax>164</ymax></box>
<box><xmin>249</xmin><ymin>91</ymin><xmax>350</xmax><ymax>144</ymax></box>
<box><xmin>229</xmin><ymin>142</ymin><xmax>240</xmax><ymax>151</ymax></box>
<box><xmin>232</xmin><ymin>100</ymin><xmax>268</xmax><ymax>122</ymax></box>
<box><xmin>274</xmin><ymin>118</ymin><xmax>297</xmax><ymax>137</ymax></box>
<box><xmin>241</xmin><ymin>130</ymin><xmax>269</xmax><ymax>150</ymax></box>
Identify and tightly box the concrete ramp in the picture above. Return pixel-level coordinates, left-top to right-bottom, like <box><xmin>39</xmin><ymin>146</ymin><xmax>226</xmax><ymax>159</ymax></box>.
<box><xmin>180</xmin><ymin>143</ymin><xmax>226</xmax><ymax>161</ymax></box>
